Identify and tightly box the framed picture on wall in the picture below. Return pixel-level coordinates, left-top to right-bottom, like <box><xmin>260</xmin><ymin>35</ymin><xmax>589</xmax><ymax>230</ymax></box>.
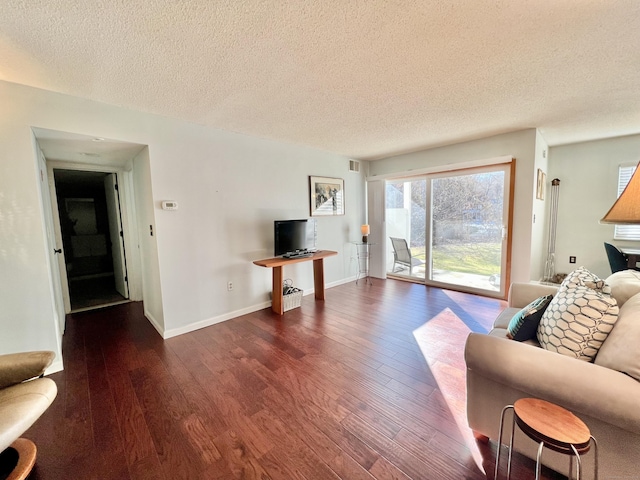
<box><xmin>536</xmin><ymin>168</ymin><xmax>546</xmax><ymax>200</ymax></box>
<box><xmin>309</xmin><ymin>176</ymin><xmax>345</xmax><ymax>216</ymax></box>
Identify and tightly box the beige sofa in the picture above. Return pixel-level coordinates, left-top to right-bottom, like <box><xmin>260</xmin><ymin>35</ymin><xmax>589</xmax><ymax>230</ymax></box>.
<box><xmin>465</xmin><ymin>281</ymin><xmax>640</xmax><ymax>479</ymax></box>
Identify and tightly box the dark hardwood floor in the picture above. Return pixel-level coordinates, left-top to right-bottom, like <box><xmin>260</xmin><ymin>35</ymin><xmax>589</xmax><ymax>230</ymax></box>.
<box><xmin>27</xmin><ymin>279</ymin><xmax>565</xmax><ymax>479</ymax></box>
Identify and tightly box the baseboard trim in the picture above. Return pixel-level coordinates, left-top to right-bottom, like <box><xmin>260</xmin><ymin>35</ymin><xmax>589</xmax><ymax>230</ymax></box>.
<box><xmin>45</xmin><ymin>359</ymin><xmax>64</xmax><ymax>375</ymax></box>
<box><xmin>144</xmin><ymin>308</ymin><xmax>165</xmax><ymax>337</ymax></box>
<box><xmin>162</xmin><ymin>301</ymin><xmax>271</xmax><ymax>339</ymax></box>
<box><xmin>161</xmin><ymin>276</ymin><xmax>358</xmax><ymax>339</ymax></box>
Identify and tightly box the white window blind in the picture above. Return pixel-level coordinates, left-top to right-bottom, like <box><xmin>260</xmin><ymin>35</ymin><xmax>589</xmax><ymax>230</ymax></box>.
<box><xmin>614</xmin><ymin>164</ymin><xmax>640</xmax><ymax>240</ymax></box>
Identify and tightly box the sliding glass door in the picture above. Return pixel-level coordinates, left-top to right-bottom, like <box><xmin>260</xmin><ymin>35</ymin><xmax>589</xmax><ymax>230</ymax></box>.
<box><xmin>385</xmin><ymin>163</ymin><xmax>512</xmax><ymax>297</ymax></box>
<box><xmin>386</xmin><ymin>178</ymin><xmax>427</xmax><ymax>280</ymax></box>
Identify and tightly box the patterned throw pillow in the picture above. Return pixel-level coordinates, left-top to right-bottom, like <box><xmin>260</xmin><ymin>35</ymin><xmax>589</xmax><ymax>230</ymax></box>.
<box><xmin>560</xmin><ymin>267</ymin><xmax>611</xmax><ymax>295</ymax></box>
<box><xmin>537</xmin><ymin>283</ymin><xmax>619</xmax><ymax>362</ymax></box>
<box><xmin>507</xmin><ymin>295</ymin><xmax>554</xmax><ymax>341</ymax></box>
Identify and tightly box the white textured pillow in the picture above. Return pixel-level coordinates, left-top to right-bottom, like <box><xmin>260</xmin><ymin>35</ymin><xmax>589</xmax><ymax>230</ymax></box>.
<box><xmin>537</xmin><ymin>284</ymin><xmax>619</xmax><ymax>362</ymax></box>
<box><xmin>595</xmin><ymin>292</ymin><xmax>640</xmax><ymax>381</ymax></box>
<box><xmin>561</xmin><ymin>267</ymin><xmax>611</xmax><ymax>294</ymax></box>
<box><xmin>605</xmin><ymin>270</ymin><xmax>640</xmax><ymax>307</ymax></box>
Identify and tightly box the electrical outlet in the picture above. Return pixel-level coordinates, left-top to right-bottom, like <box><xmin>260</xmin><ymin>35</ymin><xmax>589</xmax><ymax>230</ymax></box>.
<box><xmin>569</xmin><ymin>256</ymin><xmax>576</xmax><ymax>264</ymax></box>
<box><xmin>227</xmin><ymin>281</ymin><xmax>233</xmax><ymax>291</ymax></box>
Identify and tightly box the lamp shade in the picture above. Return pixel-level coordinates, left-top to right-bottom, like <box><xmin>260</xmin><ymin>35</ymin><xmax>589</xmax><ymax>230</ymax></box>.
<box><xmin>361</xmin><ymin>224</ymin><xmax>370</xmax><ymax>235</ymax></box>
<box><xmin>601</xmin><ymin>162</ymin><xmax>640</xmax><ymax>224</ymax></box>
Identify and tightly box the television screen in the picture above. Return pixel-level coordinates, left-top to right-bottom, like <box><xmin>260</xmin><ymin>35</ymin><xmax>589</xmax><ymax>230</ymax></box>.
<box><xmin>274</xmin><ymin>219</ymin><xmax>317</xmax><ymax>257</ymax></box>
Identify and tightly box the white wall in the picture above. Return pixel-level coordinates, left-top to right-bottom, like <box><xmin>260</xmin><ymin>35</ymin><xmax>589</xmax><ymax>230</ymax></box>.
<box><xmin>0</xmin><ymin>80</ymin><xmax>364</xmax><ymax>358</ymax></box>
<box><xmin>368</xmin><ymin>129</ymin><xmax>540</xmax><ymax>284</ymax></box>
<box><xmin>532</xmin><ymin>130</ymin><xmax>549</xmax><ymax>280</ymax></box>
<box><xmin>131</xmin><ymin>147</ymin><xmax>164</xmax><ymax>332</ymax></box>
<box><xmin>548</xmin><ymin>134</ymin><xmax>640</xmax><ymax>279</ymax></box>
<box><xmin>0</xmin><ymin>98</ymin><xmax>62</xmax><ymax>360</ymax></box>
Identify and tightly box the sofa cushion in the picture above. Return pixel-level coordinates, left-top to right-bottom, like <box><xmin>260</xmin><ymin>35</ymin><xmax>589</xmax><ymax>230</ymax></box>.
<box><xmin>605</xmin><ymin>270</ymin><xmax>640</xmax><ymax>307</ymax></box>
<box><xmin>595</xmin><ymin>292</ymin><xmax>640</xmax><ymax>381</ymax></box>
<box><xmin>494</xmin><ymin>307</ymin><xmax>521</xmax><ymax>330</ymax></box>
<box><xmin>537</xmin><ymin>283</ymin><xmax>619</xmax><ymax>361</ymax></box>
<box><xmin>506</xmin><ymin>295</ymin><xmax>554</xmax><ymax>341</ymax></box>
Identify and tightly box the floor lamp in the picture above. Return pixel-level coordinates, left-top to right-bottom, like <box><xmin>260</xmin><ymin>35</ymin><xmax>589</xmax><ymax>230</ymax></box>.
<box><xmin>543</xmin><ymin>178</ymin><xmax>561</xmax><ymax>283</ymax></box>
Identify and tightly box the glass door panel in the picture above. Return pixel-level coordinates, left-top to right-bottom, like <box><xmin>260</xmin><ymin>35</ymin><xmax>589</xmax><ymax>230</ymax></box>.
<box><xmin>427</xmin><ymin>166</ymin><xmax>509</xmax><ymax>295</ymax></box>
<box><xmin>385</xmin><ymin>179</ymin><xmax>427</xmax><ymax>281</ymax></box>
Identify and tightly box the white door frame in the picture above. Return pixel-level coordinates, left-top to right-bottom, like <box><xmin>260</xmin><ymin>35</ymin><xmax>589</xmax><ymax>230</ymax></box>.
<box><xmin>370</xmin><ymin>156</ymin><xmax>514</xmax><ymax>299</ymax></box>
<box><xmin>46</xmin><ymin>161</ymin><xmax>142</xmax><ymax>312</ymax></box>
<box><xmin>104</xmin><ymin>173</ymin><xmax>129</xmax><ymax>298</ymax></box>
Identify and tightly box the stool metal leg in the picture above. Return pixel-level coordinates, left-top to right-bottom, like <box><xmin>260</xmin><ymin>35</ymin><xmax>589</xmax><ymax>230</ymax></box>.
<box><xmin>569</xmin><ymin>455</ymin><xmax>574</xmax><ymax>480</ymax></box>
<box><xmin>571</xmin><ymin>444</ymin><xmax>582</xmax><ymax>480</ymax></box>
<box><xmin>535</xmin><ymin>441</ymin><xmax>545</xmax><ymax>480</ymax></box>
<box><xmin>507</xmin><ymin>413</ymin><xmax>516</xmax><ymax>480</ymax></box>
<box><xmin>495</xmin><ymin>405</ymin><xmax>513</xmax><ymax>480</ymax></box>
<box><xmin>590</xmin><ymin>435</ymin><xmax>598</xmax><ymax>480</ymax></box>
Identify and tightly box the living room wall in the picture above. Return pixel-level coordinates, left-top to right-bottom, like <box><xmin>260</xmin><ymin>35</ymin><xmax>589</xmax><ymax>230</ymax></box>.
<box><xmin>548</xmin><ymin>134</ymin><xmax>640</xmax><ymax>280</ymax></box>
<box><xmin>0</xmin><ymin>80</ymin><xmax>364</xmax><ymax>363</ymax></box>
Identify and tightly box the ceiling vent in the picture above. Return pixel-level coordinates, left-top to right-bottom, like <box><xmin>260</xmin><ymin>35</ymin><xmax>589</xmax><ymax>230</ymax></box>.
<box><xmin>349</xmin><ymin>160</ymin><xmax>360</xmax><ymax>173</ymax></box>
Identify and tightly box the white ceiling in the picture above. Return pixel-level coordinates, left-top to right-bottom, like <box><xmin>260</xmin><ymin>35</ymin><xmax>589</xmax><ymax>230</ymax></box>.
<box><xmin>3</xmin><ymin>1</ymin><xmax>640</xmax><ymax>160</ymax></box>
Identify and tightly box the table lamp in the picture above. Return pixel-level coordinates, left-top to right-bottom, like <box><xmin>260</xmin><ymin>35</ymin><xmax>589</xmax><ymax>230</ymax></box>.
<box><xmin>601</xmin><ymin>162</ymin><xmax>640</xmax><ymax>224</ymax></box>
<box><xmin>361</xmin><ymin>224</ymin><xmax>370</xmax><ymax>243</ymax></box>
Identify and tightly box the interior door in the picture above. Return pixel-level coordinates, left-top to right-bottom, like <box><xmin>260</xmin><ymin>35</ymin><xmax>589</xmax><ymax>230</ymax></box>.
<box><xmin>38</xmin><ymin>151</ymin><xmax>66</xmax><ymax>333</ymax></box>
<box><xmin>104</xmin><ymin>174</ymin><xmax>129</xmax><ymax>298</ymax></box>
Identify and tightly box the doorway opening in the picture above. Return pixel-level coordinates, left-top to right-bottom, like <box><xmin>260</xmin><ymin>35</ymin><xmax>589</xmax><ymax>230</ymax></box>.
<box><xmin>53</xmin><ymin>169</ymin><xmax>130</xmax><ymax>312</ymax></box>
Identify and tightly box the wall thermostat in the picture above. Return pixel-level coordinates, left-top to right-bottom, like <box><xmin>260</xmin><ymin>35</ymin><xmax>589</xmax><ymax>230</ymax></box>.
<box><xmin>162</xmin><ymin>200</ymin><xmax>178</xmax><ymax>210</ymax></box>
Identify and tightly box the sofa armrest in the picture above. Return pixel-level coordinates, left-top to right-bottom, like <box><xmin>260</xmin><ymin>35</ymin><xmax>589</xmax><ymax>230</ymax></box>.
<box><xmin>508</xmin><ymin>282</ymin><xmax>558</xmax><ymax>308</ymax></box>
<box><xmin>465</xmin><ymin>333</ymin><xmax>640</xmax><ymax>433</ymax></box>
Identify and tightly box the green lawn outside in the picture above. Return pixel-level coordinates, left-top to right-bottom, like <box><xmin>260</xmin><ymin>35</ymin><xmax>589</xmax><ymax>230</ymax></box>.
<box><xmin>412</xmin><ymin>242</ymin><xmax>501</xmax><ymax>276</ymax></box>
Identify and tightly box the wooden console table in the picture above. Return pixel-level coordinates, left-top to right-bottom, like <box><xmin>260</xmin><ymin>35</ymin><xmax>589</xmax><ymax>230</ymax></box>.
<box><xmin>253</xmin><ymin>250</ymin><xmax>338</xmax><ymax>315</ymax></box>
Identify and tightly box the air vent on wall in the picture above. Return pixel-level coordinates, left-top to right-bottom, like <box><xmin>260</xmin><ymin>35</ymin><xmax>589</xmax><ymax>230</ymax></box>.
<box><xmin>349</xmin><ymin>160</ymin><xmax>360</xmax><ymax>173</ymax></box>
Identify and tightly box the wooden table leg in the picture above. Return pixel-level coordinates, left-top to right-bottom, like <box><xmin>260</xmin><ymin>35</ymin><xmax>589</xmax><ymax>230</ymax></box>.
<box><xmin>272</xmin><ymin>266</ymin><xmax>284</xmax><ymax>315</ymax></box>
<box><xmin>628</xmin><ymin>254</ymin><xmax>638</xmax><ymax>268</ymax></box>
<box><xmin>313</xmin><ymin>258</ymin><xmax>325</xmax><ymax>300</ymax></box>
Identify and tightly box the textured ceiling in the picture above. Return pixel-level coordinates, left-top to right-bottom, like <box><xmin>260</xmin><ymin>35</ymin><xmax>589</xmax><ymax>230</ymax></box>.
<box><xmin>2</xmin><ymin>1</ymin><xmax>640</xmax><ymax>160</ymax></box>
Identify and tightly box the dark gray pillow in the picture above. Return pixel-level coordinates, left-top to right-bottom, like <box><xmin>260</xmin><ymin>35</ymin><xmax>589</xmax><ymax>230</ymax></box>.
<box><xmin>507</xmin><ymin>294</ymin><xmax>554</xmax><ymax>341</ymax></box>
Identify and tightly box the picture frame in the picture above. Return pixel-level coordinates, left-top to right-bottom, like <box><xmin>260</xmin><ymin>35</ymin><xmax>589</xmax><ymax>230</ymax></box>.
<box><xmin>309</xmin><ymin>176</ymin><xmax>345</xmax><ymax>216</ymax></box>
<box><xmin>536</xmin><ymin>169</ymin><xmax>546</xmax><ymax>200</ymax></box>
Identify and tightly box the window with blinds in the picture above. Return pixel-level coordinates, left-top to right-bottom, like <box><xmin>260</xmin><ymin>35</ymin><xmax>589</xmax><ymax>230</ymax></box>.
<box><xmin>614</xmin><ymin>164</ymin><xmax>640</xmax><ymax>240</ymax></box>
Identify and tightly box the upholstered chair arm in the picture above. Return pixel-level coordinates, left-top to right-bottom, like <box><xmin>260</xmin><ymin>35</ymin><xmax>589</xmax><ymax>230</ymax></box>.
<box><xmin>0</xmin><ymin>351</ymin><xmax>55</xmax><ymax>389</ymax></box>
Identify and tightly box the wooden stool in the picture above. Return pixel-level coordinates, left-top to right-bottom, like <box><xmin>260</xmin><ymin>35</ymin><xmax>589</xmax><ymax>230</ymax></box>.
<box><xmin>495</xmin><ymin>398</ymin><xmax>598</xmax><ymax>480</ymax></box>
<box><xmin>0</xmin><ymin>438</ymin><xmax>37</xmax><ymax>480</ymax></box>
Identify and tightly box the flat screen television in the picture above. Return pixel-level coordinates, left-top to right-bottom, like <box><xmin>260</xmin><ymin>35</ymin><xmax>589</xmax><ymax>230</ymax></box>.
<box><xmin>274</xmin><ymin>219</ymin><xmax>317</xmax><ymax>257</ymax></box>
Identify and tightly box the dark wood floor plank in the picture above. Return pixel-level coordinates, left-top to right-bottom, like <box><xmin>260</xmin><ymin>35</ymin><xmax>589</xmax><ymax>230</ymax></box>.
<box><xmin>167</xmin><ymin>336</ymin><xmax>273</xmax><ymax>458</ymax></box>
<box><xmin>128</xmin><ymin>364</ymin><xmax>209</xmax><ymax>479</ymax></box>
<box><xmin>104</xmin><ymin>364</ymin><xmax>160</xmax><ymax>470</ymax></box>
<box><xmin>213</xmin><ymin>429</ymin><xmax>274</xmax><ymax>480</ymax></box>
<box><xmin>251</xmin><ymin>408</ymin><xmax>342</xmax><ymax>480</ymax></box>
<box><xmin>26</xmin><ymin>280</ymin><xmax>567</xmax><ymax>479</ymax></box>
<box><xmin>393</xmin><ymin>427</ymin><xmax>484</xmax><ymax>480</ymax></box>
<box><xmin>253</xmin><ymin>368</ymin><xmax>381</xmax><ymax>471</ymax></box>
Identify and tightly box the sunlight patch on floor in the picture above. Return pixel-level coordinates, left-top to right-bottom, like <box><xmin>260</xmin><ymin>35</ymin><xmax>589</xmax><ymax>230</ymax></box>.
<box><xmin>413</xmin><ymin>307</ymin><xmax>485</xmax><ymax>474</ymax></box>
